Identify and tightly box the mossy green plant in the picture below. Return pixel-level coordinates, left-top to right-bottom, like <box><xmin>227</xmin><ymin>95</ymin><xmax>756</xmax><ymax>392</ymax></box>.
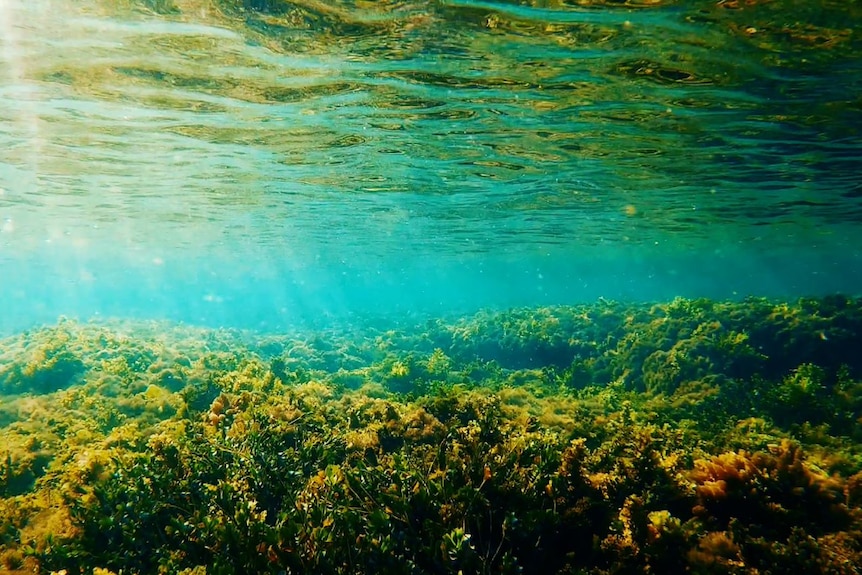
<box><xmin>1</xmin><ymin>296</ymin><xmax>861</xmax><ymax>574</ymax></box>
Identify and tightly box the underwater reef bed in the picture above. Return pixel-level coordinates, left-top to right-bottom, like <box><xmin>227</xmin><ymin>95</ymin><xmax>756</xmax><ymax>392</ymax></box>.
<box><xmin>1</xmin><ymin>295</ymin><xmax>862</xmax><ymax>574</ymax></box>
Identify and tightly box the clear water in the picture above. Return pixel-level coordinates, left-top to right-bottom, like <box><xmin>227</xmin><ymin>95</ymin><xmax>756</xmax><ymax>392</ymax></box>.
<box><xmin>1</xmin><ymin>0</ymin><xmax>861</xmax><ymax>332</ymax></box>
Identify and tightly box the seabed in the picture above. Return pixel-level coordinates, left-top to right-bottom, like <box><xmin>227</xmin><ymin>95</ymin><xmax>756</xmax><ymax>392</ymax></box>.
<box><xmin>1</xmin><ymin>295</ymin><xmax>862</xmax><ymax>574</ymax></box>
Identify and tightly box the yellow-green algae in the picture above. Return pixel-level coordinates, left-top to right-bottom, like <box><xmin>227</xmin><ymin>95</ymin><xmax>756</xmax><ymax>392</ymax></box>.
<box><xmin>1</xmin><ymin>296</ymin><xmax>862</xmax><ymax>574</ymax></box>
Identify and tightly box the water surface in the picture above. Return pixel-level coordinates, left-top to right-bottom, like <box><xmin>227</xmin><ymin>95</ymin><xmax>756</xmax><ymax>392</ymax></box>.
<box><xmin>1</xmin><ymin>0</ymin><xmax>860</xmax><ymax>330</ymax></box>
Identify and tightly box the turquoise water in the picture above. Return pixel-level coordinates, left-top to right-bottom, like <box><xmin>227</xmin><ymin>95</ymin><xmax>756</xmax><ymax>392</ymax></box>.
<box><xmin>1</xmin><ymin>0</ymin><xmax>860</xmax><ymax>332</ymax></box>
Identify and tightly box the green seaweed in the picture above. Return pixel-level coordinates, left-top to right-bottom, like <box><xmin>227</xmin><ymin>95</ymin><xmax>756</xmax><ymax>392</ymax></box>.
<box><xmin>1</xmin><ymin>296</ymin><xmax>862</xmax><ymax>574</ymax></box>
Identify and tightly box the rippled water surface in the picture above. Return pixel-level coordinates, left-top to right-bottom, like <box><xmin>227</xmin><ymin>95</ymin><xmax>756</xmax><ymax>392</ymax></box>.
<box><xmin>1</xmin><ymin>0</ymin><xmax>861</xmax><ymax>330</ymax></box>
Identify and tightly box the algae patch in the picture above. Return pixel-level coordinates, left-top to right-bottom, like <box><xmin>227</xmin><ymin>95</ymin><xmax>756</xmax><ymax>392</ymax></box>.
<box><xmin>1</xmin><ymin>297</ymin><xmax>861</xmax><ymax>574</ymax></box>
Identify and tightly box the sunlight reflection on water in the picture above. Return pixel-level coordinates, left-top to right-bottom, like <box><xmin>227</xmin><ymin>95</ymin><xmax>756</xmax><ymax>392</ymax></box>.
<box><xmin>0</xmin><ymin>0</ymin><xmax>860</xmax><ymax>331</ymax></box>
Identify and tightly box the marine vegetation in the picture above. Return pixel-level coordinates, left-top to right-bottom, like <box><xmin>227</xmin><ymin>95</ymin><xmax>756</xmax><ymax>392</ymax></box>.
<box><xmin>1</xmin><ymin>295</ymin><xmax>861</xmax><ymax>574</ymax></box>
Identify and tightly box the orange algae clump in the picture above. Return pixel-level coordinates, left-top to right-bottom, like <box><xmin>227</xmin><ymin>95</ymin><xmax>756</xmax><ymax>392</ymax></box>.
<box><xmin>691</xmin><ymin>440</ymin><xmax>850</xmax><ymax>536</ymax></box>
<box><xmin>687</xmin><ymin>531</ymin><xmax>744</xmax><ymax>570</ymax></box>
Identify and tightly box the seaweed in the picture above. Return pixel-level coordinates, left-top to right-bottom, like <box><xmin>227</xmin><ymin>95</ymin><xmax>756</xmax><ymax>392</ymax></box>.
<box><xmin>1</xmin><ymin>295</ymin><xmax>861</xmax><ymax>574</ymax></box>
